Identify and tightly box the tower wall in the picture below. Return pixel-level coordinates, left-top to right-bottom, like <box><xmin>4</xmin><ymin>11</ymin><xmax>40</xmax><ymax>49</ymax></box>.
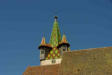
<box><xmin>40</xmin><ymin>58</ymin><xmax>62</xmax><ymax>65</ymax></box>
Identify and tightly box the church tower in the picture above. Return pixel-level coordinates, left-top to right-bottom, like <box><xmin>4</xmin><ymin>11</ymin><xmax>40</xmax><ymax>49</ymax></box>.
<box><xmin>38</xmin><ymin>16</ymin><xmax>70</xmax><ymax>65</ymax></box>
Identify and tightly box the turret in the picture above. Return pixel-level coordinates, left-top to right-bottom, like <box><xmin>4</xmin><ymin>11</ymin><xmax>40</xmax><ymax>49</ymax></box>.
<box><xmin>57</xmin><ymin>34</ymin><xmax>70</xmax><ymax>55</ymax></box>
<box><xmin>38</xmin><ymin>37</ymin><xmax>52</xmax><ymax>61</ymax></box>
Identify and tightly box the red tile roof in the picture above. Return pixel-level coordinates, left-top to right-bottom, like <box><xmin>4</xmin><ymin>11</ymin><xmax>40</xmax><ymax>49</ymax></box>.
<box><xmin>23</xmin><ymin>64</ymin><xmax>60</xmax><ymax>75</ymax></box>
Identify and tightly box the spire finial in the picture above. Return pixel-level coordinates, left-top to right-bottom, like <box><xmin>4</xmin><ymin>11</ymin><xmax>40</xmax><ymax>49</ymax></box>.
<box><xmin>54</xmin><ymin>16</ymin><xmax>58</xmax><ymax>21</ymax></box>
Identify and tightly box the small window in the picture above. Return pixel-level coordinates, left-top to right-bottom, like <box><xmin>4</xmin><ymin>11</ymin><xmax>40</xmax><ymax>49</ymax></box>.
<box><xmin>52</xmin><ymin>59</ymin><xmax>56</xmax><ymax>63</ymax></box>
<box><xmin>63</xmin><ymin>48</ymin><xmax>66</xmax><ymax>51</ymax></box>
<box><xmin>41</xmin><ymin>50</ymin><xmax>45</xmax><ymax>54</ymax></box>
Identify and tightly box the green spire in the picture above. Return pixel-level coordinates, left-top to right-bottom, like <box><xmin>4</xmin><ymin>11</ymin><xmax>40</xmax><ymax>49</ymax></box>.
<box><xmin>49</xmin><ymin>16</ymin><xmax>61</xmax><ymax>47</ymax></box>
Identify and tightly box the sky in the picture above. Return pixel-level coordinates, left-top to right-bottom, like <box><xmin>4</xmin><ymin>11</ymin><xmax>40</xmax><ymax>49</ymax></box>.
<box><xmin>0</xmin><ymin>0</ymin><xmax>112</xmax><ymax>75</ymax></box>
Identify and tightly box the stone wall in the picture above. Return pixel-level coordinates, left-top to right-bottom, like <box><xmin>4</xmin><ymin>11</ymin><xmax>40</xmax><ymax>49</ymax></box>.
<box><xmin>60</xmin><ymin>47</ymin><xmax>112</xmax><ymax>75</ymax></box>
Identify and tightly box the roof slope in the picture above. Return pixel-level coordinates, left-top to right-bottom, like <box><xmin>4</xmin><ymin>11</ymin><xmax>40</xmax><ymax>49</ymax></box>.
<box><xmin>60</xmin><ymin>47</ymin><xmax>112</xmax><ymax>75</ymax></box>
<box><xmin>23</xmin><ymin>64</ymin><xmax>60</xmax><ymax>75</ymax></box>
<box><xmin>23</xmin><ymin>47</ymin><xmax>112</xmax><ymax>75</ymax></box>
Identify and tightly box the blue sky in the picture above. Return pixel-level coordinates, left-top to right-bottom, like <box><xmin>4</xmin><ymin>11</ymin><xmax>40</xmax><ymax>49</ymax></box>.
<box><xmin>0</xmin><ymin>0</ymin><xmax>112</xmax><ymax>75</ymax></box>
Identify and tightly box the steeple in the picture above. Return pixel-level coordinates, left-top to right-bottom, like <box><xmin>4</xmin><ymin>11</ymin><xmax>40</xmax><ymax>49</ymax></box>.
<box><xmin>38</xmin><ymin>16</ymin><xmax>70</xmax><ymax>65</ymax></box>
<box><xmin>49</xmin><ymin>16</ymin><xmax>61</xmax><ymax>47</ymax></box>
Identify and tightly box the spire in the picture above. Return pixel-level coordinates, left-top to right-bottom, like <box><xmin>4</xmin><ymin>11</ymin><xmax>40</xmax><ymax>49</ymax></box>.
<box><xmin>62</xmin><ymin>34</ymin><xmax>68</xmax><ymax>43</ymax></box>
<box><xmin>41</xmin><ymin>37</ymin><xmax>46</xmax><ymax>45</ymax></box>
<box><xmin>49</xmin><ymin>16</ymin><xmax>61</xmax><ymax>47</ymax></box>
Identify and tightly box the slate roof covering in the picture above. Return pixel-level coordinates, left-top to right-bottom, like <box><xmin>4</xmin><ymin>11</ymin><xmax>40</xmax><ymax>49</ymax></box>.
<box><xmin>24</xmin><ymin>47</ymin><xmax>112</xmax><ymax>75</ymax></box>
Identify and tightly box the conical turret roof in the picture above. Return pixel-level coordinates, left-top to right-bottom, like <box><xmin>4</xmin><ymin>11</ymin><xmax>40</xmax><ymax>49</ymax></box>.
<box><xmin>61</xmin><ymin>34</ymin><xmax>68</xmax><ymax>43</ymax></box>
<box><xmin>57</xmin><ymin>34</ymin><xmax>70</xmax><ymax>48</ymax></box>
<box><xmin>38</xmin><ymin>37</ymin><xmax>52</xmax><ymax>49</ymax></box>
<box><xmin>41</xmin><ymin>37</ymin><xmax>46</xmax><ymax>45</ymax></box>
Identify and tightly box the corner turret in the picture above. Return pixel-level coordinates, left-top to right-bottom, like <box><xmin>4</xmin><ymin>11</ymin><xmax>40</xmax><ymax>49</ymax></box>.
<box><xmin>57</xmin><ymin>34</ymin><xmax>70</xmax><ymax>55</ymax></box>
<box><xmin>38</xmin><ymin>37</ymin><xmax>52</xmax><ymax>61</ymax></box>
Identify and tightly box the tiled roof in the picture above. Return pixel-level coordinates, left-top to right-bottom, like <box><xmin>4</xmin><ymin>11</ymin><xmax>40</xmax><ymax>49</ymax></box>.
<box><xmin>24</xmin><ymin>47</ymin><xmax>112</xmax><ymax>75</ymax></box>
<box><xmin>23</xmin><ymin>64</ymin><xmax>60</xmax><ymax>75</ymax></box>
<box><xmin>40</xmin><ymin>37</ymin><xmax>46</xmax><ymax>45</ymax></box>
<box><xmin>46</xmin><ymin>47</ymin><xmax>60</xmax><ymax>60</ymax></box>
<box><xmin>39</xmin><ymin>37</ymin><xmax>52</xmax><ymax>49</ymax></box>
<box><xmin>57</xmin><ymin>34</ymin><xmax>70</xmax><ymax>48</ymax></box>
<box><xmin>49</xmin><ymin>16</ymin><xmax>61</xmax><ymax>47</ymax></box>
<box><xmin>61</xmin><ymin>34</ymin><xmax>68</xmax><ymax>43</ymax></box>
